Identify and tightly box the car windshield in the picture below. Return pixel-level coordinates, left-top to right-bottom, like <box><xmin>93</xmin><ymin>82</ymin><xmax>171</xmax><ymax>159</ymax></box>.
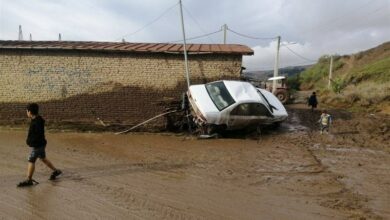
<box><xmin>256</xmin><ymin>89</ymin><xmax>276</xmax><ymax>113</ymax></box>
<box><xmin>205</xmin><ymin>81</ymin><xmax>235</xmax><ymax>111</ymax></box>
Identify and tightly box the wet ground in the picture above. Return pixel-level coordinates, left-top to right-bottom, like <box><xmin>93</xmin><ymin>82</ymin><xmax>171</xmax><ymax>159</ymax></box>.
<box><xmin>0</xmin><ymin>104</ymin><xmax>389</xmax><ymax>219</ymax></box>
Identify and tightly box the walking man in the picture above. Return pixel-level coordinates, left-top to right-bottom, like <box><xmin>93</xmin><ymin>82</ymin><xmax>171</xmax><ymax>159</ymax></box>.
<box><xmin>17</xmin><ymin>103</ymin><xmax>62</xmax><ymax>187</ymax></box>
<box><xmin>308</xmin><ymin>92</ymin><xmax>318</xmax><ymax>112</ymax></box>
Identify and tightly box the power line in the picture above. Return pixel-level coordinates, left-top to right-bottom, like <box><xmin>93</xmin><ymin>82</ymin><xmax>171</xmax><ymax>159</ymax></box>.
<box><xmin>280</xmin><ymin>61</ymin><xmax>317</xmax><ymax>68</ymax></box>
<box><xmin>182</xmin><ymin>5</ymin><xmax>216</xmax><ymax>44</ymax></box>
<box><xmin>309</xmin><ymin>0</ymin><xmax>375</xmax><ymax>31</ymax></box>
<box><xmin>115</xmin><ymin>2</ymin><xmax>179</xmax><ymax>41</ymax></box>
<box><xmin>302</xmin><ymin>1</ymin><xmax>387</xmax><ymax>35</ymax></box>
<box><xmin>244</xmin><ymin>60</ymin><xmax>316</xmax><ymax>72</ymax></box>
<box><xmin>227</xmin><ymin>28</ymin><xmax>277</xmax><ymax>40</ymax></box>
<box><xmin>167</xmin><ymin>29</ymin><xmax>222</xmax><ymax>43</ymax></box>
<box><xmin>282</xmin><ymin>45</ymin><xmax>317</xmax><ymax>62</ymax></box>
<box><xmin>318</xmin><ymin>6</ymin><xmax>387</xmax><ymax>34</ymax></box>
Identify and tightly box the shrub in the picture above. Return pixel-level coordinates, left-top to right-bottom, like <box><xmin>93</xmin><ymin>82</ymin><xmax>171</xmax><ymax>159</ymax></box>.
<box><xmin>345</xmin><ymin>57</ymin><xmax>390</xmax><ymax>83</ymax></box>
<box><xmin>331</xmin><ymin>78</ymin><xmax>347</xmax><ymax>94</ymax></box>
<box><xmin>333</xmin><ymin>59</ymin><xmax>344</xmax><ymax>71</ymax></box>
<box><xmin>286</xmin><ymin>74</ymin><xmax>301</xmax><ymax>91</ymax></box>
<box><xmin>299</xmin><ymin>54</ymin><xmax>344</xmax><ymax>88</ymax></box>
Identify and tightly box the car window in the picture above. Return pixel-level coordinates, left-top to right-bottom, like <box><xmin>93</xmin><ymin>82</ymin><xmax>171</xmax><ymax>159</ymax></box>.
<box><xmin>231</xmin><ymin>103</ymin><xmax>251</xmax><ymax>115</ymax></box>
<box><xmin>205</xmin><ymin>81</ymin><xmax>235</xmax><ymax>111</ymax></box>
<box><xmin>231</xmin><ymin>103</ymin><xmax>272</xmax><ymax>117</ymax></box>
<box><xmin>252</xmin><ymin>103</ymin><xmax>273</xmax><ymax>117</ymax></box>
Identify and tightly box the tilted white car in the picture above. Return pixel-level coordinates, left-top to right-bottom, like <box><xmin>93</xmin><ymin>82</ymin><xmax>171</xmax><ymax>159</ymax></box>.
<box><xmin>187</xmin><ymin>80</ymin><xmax>288</xmax><ymax>132</ymax></box>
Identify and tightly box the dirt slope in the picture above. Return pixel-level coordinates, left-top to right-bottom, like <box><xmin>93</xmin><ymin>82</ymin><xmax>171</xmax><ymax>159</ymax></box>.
<box><xmin>298</xmin><ymin>42</ymin><xmax>390</xmax><ymax>113</ymax></box>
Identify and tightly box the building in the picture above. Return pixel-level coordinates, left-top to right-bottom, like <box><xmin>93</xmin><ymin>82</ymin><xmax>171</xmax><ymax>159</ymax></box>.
<box><xmin>0</xmin><ymin>40</ymin><xmax>253</xmax><ymax>129</ymax></box>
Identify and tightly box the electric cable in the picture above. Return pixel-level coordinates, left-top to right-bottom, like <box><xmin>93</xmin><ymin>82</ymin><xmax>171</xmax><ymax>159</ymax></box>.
<box><xmin>301</xmin><ymin>1</ymin><xmax>386</xmax><ymax>34</ymax></box>
<box><xmin>282</xmin><ymin>45</ymin><xmax>317</xmax><ymax>62</ymax></box>
<box><xmin>182</xmin><ymin>5</ymin><xmax>216</xmax><ymax>43</ymax></box>
<box><xmin>115</xmin><ymin>2</ymin><xmax>179</xmax><ymax>41</ymax></box>
<box><xmin>227</xmin><ymin>28</ymin><xmax>277</xmax><ymax>40</ymax></box>
<box><xmin>167</xmin><ymin>29</ymin><xmax>222</xmax><ymax>43</ymax></box>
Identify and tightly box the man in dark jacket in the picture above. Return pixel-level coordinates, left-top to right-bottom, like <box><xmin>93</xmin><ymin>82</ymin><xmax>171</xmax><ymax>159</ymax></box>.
<box><xmin>17</xmin><ymin>103</ymin><xmax>62</xmax><ymax>187</ymax></box>
<box><xmin>308</xmin><ymin>92</ymin><xmax>318</xmax><ymax>112</ymax></box>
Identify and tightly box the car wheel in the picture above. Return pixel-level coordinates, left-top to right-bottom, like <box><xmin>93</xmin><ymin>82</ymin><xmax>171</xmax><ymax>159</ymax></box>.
<box><xmin>206</xmin><ymin>124</ymin><xmax>218</xmax><ymax>135</ymax></box>
<box><xmin>275</xmin><ymin>90</ymin><xmax>288</xmax><ymax>104</ymax></box>
<box><xmin>271</xmin><ymin>122</ymin><xmax>280</xmax><ymax>129</ymax></box>
<box><xmin>256</xmin><ymin>125</ymin><xmax>262</xmax><ymax>135</ymax></box>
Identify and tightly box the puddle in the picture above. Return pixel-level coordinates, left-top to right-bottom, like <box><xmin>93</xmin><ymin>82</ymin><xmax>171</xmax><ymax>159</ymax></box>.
<box><xmin>281</xmin><ymin>111</ymin><xmax>308</xmax><ymax>132</ymax></box>
<box><xmin>324</xmin><ymin>147</ymin><xmax>386</xmax><ymax>155</ymax></box>
<box><xmin>311</xmin><ymin>143</ymin><xmax>386</xmax><ymax>155</ymax></box>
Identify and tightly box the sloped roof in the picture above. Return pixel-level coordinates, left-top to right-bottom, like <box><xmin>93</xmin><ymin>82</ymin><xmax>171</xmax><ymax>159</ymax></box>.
<box><xmin>0</xmin><ymin>40</ymin><xmax>253</xmax><ymax>55</ymax></box>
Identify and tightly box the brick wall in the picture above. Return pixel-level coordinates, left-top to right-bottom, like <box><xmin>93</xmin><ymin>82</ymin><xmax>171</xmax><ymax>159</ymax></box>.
<box><xmin>0</xmin><ymin>49</ymin><xmax>243</xmax><ymax>129</ymax></box>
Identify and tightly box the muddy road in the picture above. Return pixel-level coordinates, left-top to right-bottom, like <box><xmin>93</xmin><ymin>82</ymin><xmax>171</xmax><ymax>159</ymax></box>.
<box><xmin>0</xmin><ymin>105</ymin><xmax>389</xmax><ymax>219</ymax></box>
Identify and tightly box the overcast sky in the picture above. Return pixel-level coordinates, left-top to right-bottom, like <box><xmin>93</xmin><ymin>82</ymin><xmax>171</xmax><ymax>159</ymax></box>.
<box><xmin>0</xmin><ymin>0</ymin><xmax>389</xmax><ymax>70</ymax></box>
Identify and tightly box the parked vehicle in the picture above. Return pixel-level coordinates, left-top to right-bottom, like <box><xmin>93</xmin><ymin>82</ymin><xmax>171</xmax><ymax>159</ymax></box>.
<box><xmin>243</xmin><ymin>76</ymin><xmax>291</xmax><ymax>104</ymax></box>
<box><xmin>266</xmin><ymin>76</ymin><xmax>290</xmax><ymax>104</ymax></box>
<box><xmin>187</xmin><ymin>80</ymin><xmax>288</xmax><ymax>134</ymax></box>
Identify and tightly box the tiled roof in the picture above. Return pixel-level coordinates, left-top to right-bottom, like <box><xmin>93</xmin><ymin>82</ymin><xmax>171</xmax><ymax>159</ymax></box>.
<box><xmin>0</xmin><ymin>40</ymin><xmax>253</xmax><ymax>55</ymax></box>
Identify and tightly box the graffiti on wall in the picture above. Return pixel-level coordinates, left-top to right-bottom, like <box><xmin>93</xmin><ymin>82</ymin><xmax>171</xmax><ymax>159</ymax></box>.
<box><xmin>24</xmin><ymin>66</ymin><xmax>99</xmax><ymax>99</ymax></box>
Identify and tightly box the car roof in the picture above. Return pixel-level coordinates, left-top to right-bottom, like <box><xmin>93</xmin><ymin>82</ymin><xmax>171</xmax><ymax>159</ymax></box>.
<box><xmin>222</xmin><ymin>80</ymin><xmax>262</xmax><ymax>104</ymax></box>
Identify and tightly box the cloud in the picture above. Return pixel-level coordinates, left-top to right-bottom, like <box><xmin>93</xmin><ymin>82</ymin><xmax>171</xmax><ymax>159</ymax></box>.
<box><xmin>0</xmin><ymin>0</ymin><xmax>176</xmax><ymax>41</ymax></box>
<box><xmin>241</xmin><ymin>0</ymin><xmax>390</xmax><ymax>70</ymax></box>
<box><xmin>0</xmin><ymin>0</ymin><xmax>388</xmax><ymax>70</ymax></box>
<box><xmin>243</xmin><ymin>41</ymin><xmax>317</xmax><ymax>71</ymax></box>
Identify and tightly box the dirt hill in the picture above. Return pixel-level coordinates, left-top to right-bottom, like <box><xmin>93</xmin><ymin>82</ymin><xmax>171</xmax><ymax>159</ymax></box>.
<box><xmin>299</xmin><ymin>42</ymin><xmax>390</xmax><ymax>113</ymax></box>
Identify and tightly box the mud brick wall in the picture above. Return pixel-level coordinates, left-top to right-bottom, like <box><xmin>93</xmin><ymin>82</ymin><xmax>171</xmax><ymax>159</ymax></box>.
<box><xmin>0</xmin><ymin>49</ymin><xmax>243</xmax><ymax>129</ymax></box>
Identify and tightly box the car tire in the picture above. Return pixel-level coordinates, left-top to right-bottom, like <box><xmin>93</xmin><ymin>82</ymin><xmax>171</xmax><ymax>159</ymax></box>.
<box><xmin>275</xmin><ymin>90</ymin><xmax>288</xmax><ymax>104</ymax></box>
<box><xmin>256</xmin><ymin>125</ymin><xmax>262</xmax><ymax>135</ymax></box>
<box><xmin>206</xmin><ymin>124</ymin><xmax>217</xmax><ymax>135</ymax></box>
<box><xmin>271</xmin><ymin>122</ymin><xmax>280</xmax><ymax>129</ymax></box>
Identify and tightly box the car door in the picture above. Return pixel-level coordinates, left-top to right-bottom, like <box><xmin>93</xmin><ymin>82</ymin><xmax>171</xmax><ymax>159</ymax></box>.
<box><xmin>228</xmin><ymin>103</ymin><xmax>273</xmax><ymax>129</ymax></box>
<box><xmin>249</xmin><ymin>102</ymin><xmax>274</xmax><ymax>125</ymax></box>
<box><xmin>227</xmin><ymin>103</ymin><xmax>252</xmax><ymax>129</ymax></box>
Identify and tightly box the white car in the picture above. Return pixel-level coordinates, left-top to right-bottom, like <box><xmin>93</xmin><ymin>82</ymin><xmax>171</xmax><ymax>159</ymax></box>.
<box><xmin>187</xmin><ymin>80</ymin><xmax>288</xmax><ymax>132</ymax></box>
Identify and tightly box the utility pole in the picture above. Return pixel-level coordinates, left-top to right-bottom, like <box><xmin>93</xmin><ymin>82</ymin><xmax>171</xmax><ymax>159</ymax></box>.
<box><xmin>18</xmin><ymin>25</ymin><xmax>23</xmax><ymax>41</ymax></box>
<box><xmin>223</xmin><ymin>24</ymin><xmax>227</xmax><ymax>44</ymax></box>
<box><xmin>272</xmin><ymin>36</ymin><xmax>281</xmax><ymax>93</ymax></box>
<box><xmin>179</xmin><ymin>0</ymin><xmax>190</xmax><ymax>88</ymax></box>
<box><xmin>328</xmin><ymin>55</ymin><xmax>333</xmax><ymax>89</ymax></box>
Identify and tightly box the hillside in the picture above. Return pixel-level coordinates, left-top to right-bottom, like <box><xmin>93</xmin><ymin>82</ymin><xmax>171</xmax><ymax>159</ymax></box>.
<box><xmin>242</xmin><ymin>65</ymin><xmax>312</xmax><ymax>81</ymax></box>
<box><xmin>299</xmin><ymin>42</ymin><xmax>390</xmax><ymax>113</ymax></box>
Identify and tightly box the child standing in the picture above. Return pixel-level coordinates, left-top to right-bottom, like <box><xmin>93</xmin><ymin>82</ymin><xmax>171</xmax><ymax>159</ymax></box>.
<box><xmin>319</xmin><ymin>109</ymin><xmax>332</xmax><ymax>134</ymax></box>
<box><xmin>17</xmin><ymin>103</ymin><xmax>62</xmax><ymax>187</ymax></box>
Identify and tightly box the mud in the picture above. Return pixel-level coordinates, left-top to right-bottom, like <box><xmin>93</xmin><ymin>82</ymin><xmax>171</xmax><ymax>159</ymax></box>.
<box><xmin>0</xmin><ymin>104</ymin><xmax>388</xmax><ymax>219</ymax></box>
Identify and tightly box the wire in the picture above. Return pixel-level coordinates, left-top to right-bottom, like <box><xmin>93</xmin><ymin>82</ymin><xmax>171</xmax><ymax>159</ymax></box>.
<box><xmin>0</xmin><ymin>0</ymin><xmax>4</xmax><ymax>40</ymax></box>
<box><xmin>115</xmin><ymin>2</ymin><xmax>179</xmax><ymax>41</ymax></box>
<box><xmin>282</xmin><ymin>45</ymin><xmax>317</xmax><ymax>62</ymax></box>
<box><xmin>288</xmin><ymin>61</ymin><xmax>317</xmax><ymax>67</ymax></box>
<box><xmin>182</xmin><ymin>5</ymin><xmax>216</xmax><ymax>43</ymax></box>
<box><xmin>302</xmin><ymin>0</ymin><xmax>377</xmax><ymax>34</ymax></box>
<box><xmin>167</xmin><ymin>29</ymin><xmax>222</xmax><ymax>43</ymax></box>
<box><xmin>227</xmin><ymin>28</ymin><xmax>277</xmax><ymax>40</ymax></box>
<box><xmin>318</xmin><ymin>6</ymin><xmax>387</xmax><ymax>34</ymax></box>
<box><xmin>301</xmin><ymin>1</ymin><xmax>388</xmax><ymax>37</ymax></box>
<box><xmin>244</xmin><ymin>61</ymin><xmax>316</xmax><ymax>72</ymax></box>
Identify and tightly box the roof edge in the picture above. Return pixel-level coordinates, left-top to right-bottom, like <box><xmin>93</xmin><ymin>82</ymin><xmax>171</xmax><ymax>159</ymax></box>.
<box><xmin>0</xmin><ymin>40</ymin><xmax>254</xmax><ymax>55</ymax></box>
